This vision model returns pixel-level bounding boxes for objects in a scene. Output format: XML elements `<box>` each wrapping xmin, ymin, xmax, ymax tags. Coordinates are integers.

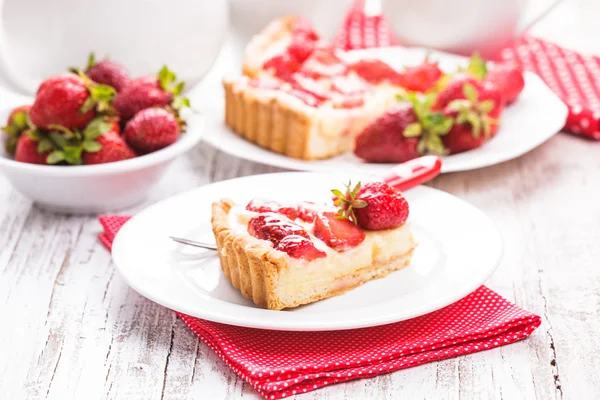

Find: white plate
<box><xmin>197</xmin><ymin>47</ymin><xmax>568</xmax><ymax>174</ymax></box>
<box><xmin>112</xmin><ymin>172</ymin><xmax>503</xmax><ymax>331</ymax></box>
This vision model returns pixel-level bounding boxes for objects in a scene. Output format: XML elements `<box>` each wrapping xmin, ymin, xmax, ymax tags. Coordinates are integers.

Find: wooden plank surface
<box><xmin>2</xmin><ymin>1</ymin><xmax>600</xmax><ymax>398</ymax></box>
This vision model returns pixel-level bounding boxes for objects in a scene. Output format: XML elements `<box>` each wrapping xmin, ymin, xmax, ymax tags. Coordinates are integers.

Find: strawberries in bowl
<box><xmin>0</xmin><ymin>53</ymin><xmax>202</xmax><ymax>212</ymax></box>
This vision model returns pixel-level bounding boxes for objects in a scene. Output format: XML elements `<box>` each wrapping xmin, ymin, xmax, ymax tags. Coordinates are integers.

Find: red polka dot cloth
<box><xmin>99</xmin><ymin>215</ymin><xmax>541</xmax><ymax>399</ymax></box>
<box><xmin>334</xmin><ymin>0</ymin><xmax>600</xmax><ymax>139</ymax></box>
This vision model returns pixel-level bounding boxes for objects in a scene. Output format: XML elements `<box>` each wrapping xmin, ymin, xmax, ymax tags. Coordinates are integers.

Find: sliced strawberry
<box><xmin>291</xmin><ymin>74</ymin><xmax>331</xmax><ymax>101</ymax></box>
<box><xmin>246</xmin><ymin>199</ymin><xmax>298</xmax><ymax>220</ymax></box>
<box><xmin>276</xmin><ymin>235</ymin><xmax>326</xmax><ymax>261</ymax></box>
<box><xmin>248</xmin><ymin>214</ymin><xmax>309</xmax><ymax>244</ymax></box>
<box><xmin>263</xmin><ymin>54</ymin><xmax>300</xmax><ymax>82</ymax></box>
<box><xmin>300</xmin><ymin>48</ymin><xmax>347</xmax><ymax>78</ymax></box>
<box><xmin>348</xmin><ymin>59</ymin><xmax>402</xmax><ymax>84</ymax></box>
<box><xmin>313</xmin><ymin>212</ymin><xmax>365</xmax><ymax>251</ymax></box>
<box><xmin>288</xmin><ymin>35</ymin><xmax>316</xmax><ymax>63</ymax></box>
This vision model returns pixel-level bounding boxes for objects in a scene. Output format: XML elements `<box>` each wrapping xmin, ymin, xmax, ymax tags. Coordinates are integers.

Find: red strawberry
<box><xmin>114</xmin><ymin>81</ymin><xmax>173</xmax><ymax>121</ymax></box>
<box><xmin>354</xmin><ymin>103</ymin><xmax>422</xmax><ymax>163</ymax></box>
<box><xmin>300</xmin><ymin>48</ymin><xmax>347</xmax><ymax>78</ymax></box>
<box><xmin>30</xmin><ymin>74</ymin><xmax>97</xmax><ymax>130</ymax></box>
<box><xmin>442</xmin><ymin>123</ymin><xmax>486</xmax><ymax>153</ymax></box>
<box><xmin>433</xmin><ymin>74</ymin><xmax>483</xmax><ymax>111</ymax></box>
<box><xmin>2</xmin><ymin>105</ymin><xmax>31</xmax><ymax>155</ymax></box>
<box><xmin>291</xmin><ymin>74</ymin><xmax>331</xmax><ymax>101</ymax></box>
<box><xmin>484</xmin><ymin>63</ymin><xmax>525</xmax><ymax>105</ymax></box>
<box><xmin>276</xmin><ymin>235</ymin><xmax>326</xmax><ymax>261</ymax></box>
<box><xmin>246</xmin><ymin>199</ymin><xmax>298</xmax><ymax>220</ymax></box>
<box><xmin>398</xmin><ymin>62</ymin><xmax>443</xmax><ymax>92</ymax></box>
<box><xmin>263</xmin><ymin>54</ymin><xmax>301</xmax><ymax>82</ymax></box>
<box><xmin>128</xmin><ymin>75</ymin><xmax>160</xmax><ymax>88</ymax></box>
<box><xmin>333</xmin><ymin>181</ymin><xmax>409</xmax><ymax>231</ymax></box>
<box><xmin>85</xmin><ymin>53</ymin><xmax>130</xmax><ymax>92</ymax></box>
<box><xmin>481</xmin><ymin>84</ymin><xmax>504</xmax><ymax>136</ymax></box>
<box><xmin>114</xmin><ymin>66</ymin><xmax>188</xmax><ymax>121</ymax></box>
<box><xmin>348</xmin><ymin>59</ymin><xmax>401</xmax><ymax>84</ymax></box>
<box><xmin>14</xmin><ymin>133</ymin><xmax>50</xmax><ymax>164</ymax></box>
<box><xmin>288</xmin><ymin>34</ymin><xmax>316</xmax><ymax>64</ymax></box>
<box><xmin>248</xmin><ymin>214</ymin><xmax>309</xmax><ymax>243</ymax></box>
<box><xmin>123</xmin><ymin>108</ymin><xmax>180</xmax><ymax>154</ymax></box>
<box><xmin>313</xmin><ymin>212</ymin><xmax>365</xmax><ymax>251</ymax></box>
<box><xmin>37</xmin><ymin>73</ymin><xmax>82</xmax><ymax>94</ymax></box>
<box><xmin>82</xmin><ymin>130</ymin><xmax>136</xmax><ymax>165</ymax></box>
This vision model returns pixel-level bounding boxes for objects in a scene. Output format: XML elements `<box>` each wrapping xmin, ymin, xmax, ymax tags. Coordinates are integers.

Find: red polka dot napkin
<box><xmin>99</xmin><ymin>215</ymin><xmax>541</xmax><ymax>399</ymax></box>
<box><xmin>334</xmin><ymin>0</ymin><xmax>600</xmax><ymax>139</ymax></box>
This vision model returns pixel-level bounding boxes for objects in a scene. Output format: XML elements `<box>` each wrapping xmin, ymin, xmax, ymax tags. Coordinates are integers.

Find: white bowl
<box><xmin>0</xmin><ymin>113</ymin><xmax>204</xmax><ymax>214</ymax></box>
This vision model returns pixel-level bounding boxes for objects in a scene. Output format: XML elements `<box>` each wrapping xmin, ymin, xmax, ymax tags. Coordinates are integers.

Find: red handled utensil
<box><xmin>381</xmin><ymin>155</ymin><xmax>442</xmax><ymax>192</ymax></box>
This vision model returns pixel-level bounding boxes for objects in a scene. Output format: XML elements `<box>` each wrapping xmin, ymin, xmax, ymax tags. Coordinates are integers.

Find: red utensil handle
<box><xmin>382</xmin><ymin>156</ymin><xmax>442</xmax><ymax>192</ymax></box>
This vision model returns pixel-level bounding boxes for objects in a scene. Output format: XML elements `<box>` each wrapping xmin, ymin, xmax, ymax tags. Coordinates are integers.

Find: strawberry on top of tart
<box><xmin>211</xmin><ymin>180</ymin><xmax>416</xmax><ymax>310</ymax></box>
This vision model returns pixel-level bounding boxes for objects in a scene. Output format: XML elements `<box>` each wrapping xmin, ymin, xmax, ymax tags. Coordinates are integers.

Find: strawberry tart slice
<box><xmin>211</xmin><ymin>181</ymin><xmax>416</xmax><ymax>310</ymax></box>
<box><xmin>223</xmin><ymin>16</ymin><xmax>414</xmax><ymax>160</ymax></box>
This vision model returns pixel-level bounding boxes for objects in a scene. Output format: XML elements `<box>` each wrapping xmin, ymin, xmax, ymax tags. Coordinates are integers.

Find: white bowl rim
<box><xmin>0</xmin><ymin>115</ymin><xmax>204</xmax><ymax>177</ymax></box>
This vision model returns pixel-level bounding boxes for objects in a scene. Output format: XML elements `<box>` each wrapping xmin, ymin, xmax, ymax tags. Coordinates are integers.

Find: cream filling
<box><xmin>228</xmin><ymin>205</ymin><xmax>417</xmax><ymax>298</ymax></box>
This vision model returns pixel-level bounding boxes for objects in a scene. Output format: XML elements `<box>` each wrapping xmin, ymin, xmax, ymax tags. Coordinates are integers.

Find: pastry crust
<box><xmin>223</xmin><ymin>77</ymin><xmax>398</xmax><ymax>160</ymax></box>
<box><xmin>211</xmin><ymin>199</ymin><xmax>415</xmax><ymax>310</ymax></box>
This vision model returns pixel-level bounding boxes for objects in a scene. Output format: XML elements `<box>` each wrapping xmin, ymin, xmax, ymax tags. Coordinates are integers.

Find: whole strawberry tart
<box><xmin>211</xmin><ymin>180</ymin><xmax>416</xmax><ymax>310</ymax></box>
<box><xmin>223</xmin><ymin>16</ymin><xmax>525</xmax><ymax>162</ymax></box>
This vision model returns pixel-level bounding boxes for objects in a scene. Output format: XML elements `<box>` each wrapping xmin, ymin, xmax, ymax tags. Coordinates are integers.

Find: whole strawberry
<box><xmin>82</xmin><ymin>129</ymin><xmax>136</xmax><ymax>165</ymax></box>
<box><xmin>441</xmin><ymin>83</ymin><xmax>502</xmax><ymax>154</ymax></box>
<box><xmin>398</xmin><ymin>62</ymin><xmax>443</xmax><ymax>92</ymax></box>
<box><xmin>114</xmin><ymin>66</ymin><xmax>189</xmax><ymax>121</ymax></box>
<box><xmin>2</xmin><ymin>105</ymin><xmax>31</xmax><ymax>155</ymax></box>
<box><xmin>333</xmin><ymin>181</ymin><xmax>409</xmax><ymax>231</ymax></box>
<box><xmin>484</xmin><ymin>63</ymin><xmax>525</xmax><ymax>105</ymax></box>
<box><xmin>354</xmin><ymin>103</ymin><xmax>421</xmax><ymax>163</ymax></box>
<box><xmin>30</xmin><ymin>73</ymin><xmax>115</xmax><ymax>130</ymax></box>
<box><xmin>14</xmin><ymin>132</ymin><xmax>51</xmax><ymax>165</ymax></box>
<box><xmin>432</xmin><ymin>74</ymin><xmax>483</xmax><ymax>111</ymax></box>
<box><xmin>124</xmin><ymin>108</ymin><xmax>180</xmax><ymax>154</ymax></box>
<box><xmin>354</xmin><ymin>94</ymin><xmax>453</xmax><ymax>163</ymax></box>
<box><xmin>85</xmin><ymin>53</ymin><xmax>130</xmax><ymax>92</ymax></box>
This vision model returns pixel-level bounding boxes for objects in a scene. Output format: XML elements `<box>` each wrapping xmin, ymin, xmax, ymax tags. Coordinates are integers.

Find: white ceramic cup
<box><xmin>0</xmin><ymin>0</ymin><xmax>229</xmax><ymax>95</ymax></box>
<box><xmin>382</xmin><ymin>0</ymin><xmax>564</xmax><ymax>58</ymax></box>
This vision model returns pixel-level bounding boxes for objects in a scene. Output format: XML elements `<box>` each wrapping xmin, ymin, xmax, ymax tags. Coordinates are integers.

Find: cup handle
<box><xmin>0</xmin><ymin>0</ymin><xmax>37</xmax><ymax>94</ymax></box>
<box><xmin>516</xmin><ymin>0</ymin><xmax>564</xmax><ymax>35</ymax></box>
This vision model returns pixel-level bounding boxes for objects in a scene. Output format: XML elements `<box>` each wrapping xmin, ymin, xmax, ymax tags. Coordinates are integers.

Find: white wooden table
<box><xmin>2</xmin><ymin>2</ymin><xmax>600</xmax><ymax>398</ymax></box>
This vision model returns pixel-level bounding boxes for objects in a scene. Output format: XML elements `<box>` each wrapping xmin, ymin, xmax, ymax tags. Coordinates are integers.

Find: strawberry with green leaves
<box><xmin>332</xmin><ymin>181</ymin><xmax>409</xmax><ymax>231</ymax></box>
<box><xmin>441</xmin><ymin>83</ymin><xmax>502</xmax><ymax>153</ymax></box>
<box><xmin>84</xmin><ymin>53</ymin><xmax>131</xmax><ymax>92</ymax></box>
<box><xmin>124</xmin><ymin>108</ymin><xmax>181</xmax><ymax>154</ymax></box>
<box><xmin>14</xmin><ymin>132</ymin><xmax>52</xmax><ymax>165</ymax></box>
<box><xmin>114</xmin><ymin>66</ymin><xmax>191</xmax><ymax>121</ymax></box>
<box><xmin>1</xmin><ymin>105</ymin><xmax>32</xmax><ymax>155</ymax></box>
<box><xmin>29</xmin><ymin>73</ymin><xmax>116</xmax><ymax>131</ymax></box>
<box><xmin>354</xmin><ymin>92</ymin><xmax>453</xmax><ymax>163</ymax></box>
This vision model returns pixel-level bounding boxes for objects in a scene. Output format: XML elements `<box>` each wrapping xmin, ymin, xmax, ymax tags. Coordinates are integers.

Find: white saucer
<box><xmin>196</xmin><ymin>47</ymin><xmax>568</xmax><ymax>174</ymax></box>
<box><xmin>112</xmin><ymin>172</ymin><xmax>503</xmax><ymax>331</ymax></box>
